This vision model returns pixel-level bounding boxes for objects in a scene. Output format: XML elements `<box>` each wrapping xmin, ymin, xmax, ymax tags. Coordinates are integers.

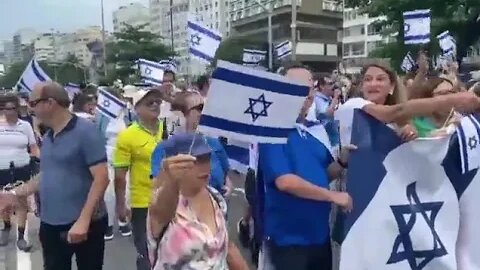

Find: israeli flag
<box><xmin>437</xmin><ymin>31</ymin><xmax>456</xmax><ymax>56</ymax></box>
<box><xmin>188</xmin><ymin>20</ymin><xmax>222</xmax><ymax>63</ymax></box>
<box><xmin>158</xmin><ymin>57</ymin><xmax>178</xmax><ymax>73</ymax></box>
<box><xmin>96</xmin><ymin>88</ymin><xmax>127</xmax><ymax>120</ymax></box>
<box><xmin>242</xmin><ymin>48</ymin><xmax>267</xmax><ymax>67</ymax></box>
<box><xmin>456</xmin><ymin>115</ymin><xmax>480</xmax><ymax>174</ymax></box>
<box><xmin>275</xmin><ymin>40</ymin><xmax>292</xmax><ymax>60</ymax></box>
<box><xmin>339</xmin><ymin>110</ymin><xmax>459</xmax><ymax>270</ymax></box>
<box><xmin>224</xmin><ymin>140</ymin><xmax>250</xmax><ymax>174</ymax></box>
<box><xmin>65</xmin><ymin>83</ymin><xmax>81</xmax><ymax>101</ymax></box>
<box><xmin>401</xmin><ymin>52</ymin><xmax>415</xmax><ymax>72</ymax></box>
<box><xmin>198</xmin><ymin>60</ymin><xmax>309</xmax><ymax>144</ymax></box>
<box><xmin>137</xmin><ymin>58</ymin><xmax>164</xmax><ymax>86</ymax></box>
<box><xmin>15</xmin><ymin>58</ymin><xmax>51</xmax><ymax>92</ymax></box>
<box><xmin>403</xmin><ymin>9</ymin><xmax>431</xmax><ymax>44</ymax></box>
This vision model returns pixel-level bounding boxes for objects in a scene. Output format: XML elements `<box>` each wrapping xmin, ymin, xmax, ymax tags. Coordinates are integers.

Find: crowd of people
<box><xmin>0</xmin><ymin>52</ymin><xmax>479</xmax><ymax>270</ymax></box>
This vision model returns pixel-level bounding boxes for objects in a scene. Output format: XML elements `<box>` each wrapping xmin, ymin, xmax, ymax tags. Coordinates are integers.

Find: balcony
<box><xmin>323</xmin><ymin>0</ymin><xmax>342</xmax><ymax>12</ymax></box>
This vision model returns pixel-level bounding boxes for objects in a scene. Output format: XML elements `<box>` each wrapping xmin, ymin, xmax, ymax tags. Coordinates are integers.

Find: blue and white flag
<box><xmin>456</xmin><ymin>115</ymin><xmax>480</xmax><ymax>174</ymax></box>
<box><xmin>339</xmin><ymin>110</ymin><xmax>459</xmax><ymax>270</ymax></box>
<box><xmin>158</xmin><ymin>57</ymin><xmax>178</xmax><ymax>74</ymax></box>
<box><xmin>401</xmin><ymin>52</ymin><xmax>415</xmax><ymax>72</ymax></box>
<box><xmin>242</xmin><ymin>48</ymin><xmax>267</xmax><ymax>67</ymax></box>
<box><xmin>65</xmin><ymin>83</ymin><xmax>81</xmax><ymax>100</ymax></box>
<box><xmin>224</xmin><ymin>140</ymin><xmax>250</xmax><ymax>174</ymax></box>
<box><xmin>403</xmin><ymin>9</ymin><xmax>431</xmax><ymax>44</ymax></box>
<box><xmin>275</xmin><ymin>40</ymin><xmax>292</xmax><ymax>60</ymax></box>
<box><xmin>437</xmin><ymin>31</ymin><xmax>456</xmax><ymax>56</ymax></box>
<box><xmin>198</xmin><ymin>60</ymin><xmax>309</xmax><ymax>144</ymax></box>
<box><xmin>96</xmin><ymin>88</ymin><xmax>127</xmax><ymax>120</ymax></box>
<box><xmin>15</xmin><ymin>58</ymin><xmax>51</xmax><ymax>93</ymax></box>
<box><xmin>188</xmin><ymin>20</ymin><xmax>222</xmax><ymax>63</ymax></box>
<box><xmin>137</xmin><ymin>58</ymin><xmax>164</xmax><ymax>86</ymax></box>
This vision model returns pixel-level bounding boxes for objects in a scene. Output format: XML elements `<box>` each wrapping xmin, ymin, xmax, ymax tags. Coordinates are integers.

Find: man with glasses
<box><xmin>0</xmin><ymin>82</ymin><xmax>109</xmax><ymax>270</ymax></box>
<box><xmin>113</xmin><ymin>89</ymin><xmax>166</xmax><ymax>270</ymax></box>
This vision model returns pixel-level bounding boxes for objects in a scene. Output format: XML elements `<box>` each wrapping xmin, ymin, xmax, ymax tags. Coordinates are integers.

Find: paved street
<box><xmin>0</xmin><ymin>172</ymin><xmax>253</xmax><ymax>270</ymax></box>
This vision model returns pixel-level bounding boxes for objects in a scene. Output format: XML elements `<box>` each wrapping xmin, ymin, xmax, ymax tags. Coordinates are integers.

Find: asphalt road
<box><xmin>0</xmin><ymin>172</ymin><xmax>253</xmax><ymax>270</ymax></box>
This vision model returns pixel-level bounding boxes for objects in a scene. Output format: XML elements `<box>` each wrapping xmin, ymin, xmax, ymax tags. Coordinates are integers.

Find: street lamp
<box><xmin>253</xmin><ymin>0</ymin><xmax>274</xmax><ymax>70</ymax></box>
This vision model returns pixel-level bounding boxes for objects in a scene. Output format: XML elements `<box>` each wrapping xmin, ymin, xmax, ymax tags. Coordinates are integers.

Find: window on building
<box><xmin>352</xmin><ymin>42</ymin><xmax>365</xmax><ymax>56</ymax></box>
<box><xmin>215</xmin><ymin>1</ymin><xmax>218</xmax><ymax>7</ymax></box>
<box><xmin>367</xmin><ymin>24</ymin><xmax>382</xmax><ymax>36</ymax></box>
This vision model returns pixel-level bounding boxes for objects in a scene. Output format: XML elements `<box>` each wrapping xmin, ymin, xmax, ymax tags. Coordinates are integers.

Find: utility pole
<box><xmin>170</xmin><ymin>0</ymin><xmax>175</xmax><ymax>53</ymax></box>
<box><xmin>291</xmin><ymin>0</ymin><xmax>297</xmax><ymax>60</ymax></box>
<box><xmin>254</xmin><ymin>0</ymin><xmax>273</xmax><ymax>70</ymax></box>
<box><xmin>101</xmin><ymin>0</ymin><xmax>108</xmax><ymax>77</ymax></box>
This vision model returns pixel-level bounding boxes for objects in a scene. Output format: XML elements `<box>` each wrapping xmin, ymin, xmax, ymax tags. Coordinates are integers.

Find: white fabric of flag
<box><xmin>198</xmin><ymin>60</ymin><xmax>309</xmax><ymax>144</ymax></box>
<box><xmin>401</xmin><ymin>52</ymin><xmax>415</xmax><ymax>72</ymax></box>
<box><xmin>15</xmin><ymin>58</ymin><xmax>51</xmax><ymax>93</ymax></box>
<box><xmin>158</xmin><ymin>57</ymin><xmax>178</xmax><ymax>74</ymax></box>
<box><xmin>275</xmin><ymin>40</ymin><xmax>292</xmax><ymax>60</ymax></box>
<box><xmin>188</xmin><ymin>20</ymin><xmax>222</xmax><ymax>63</ymax></box>
<box><xmin>437</xmin><ymin>31</ymin><xmax>456</xmax><ymax>56</ymax></box>
<box><xmin>339</xmin><ymin>110</ymin><xmax>459</xmax><ymax>270</ymax></box>
<box><xmin>96</xmin><ymin>89</ymin><xmax>127</xmax><ymax>120</ymax></box>
<box><xmin>242</xmin><ymin>48</ymin><xmax>267</xmax><ymax>67</ymax></box>
<box><xmin>456</xmin><ymin>115</ymin><xmax>480</xmax><ymax>174</ymax></box>
<box><xmin>137</xmin><ymin>58</ymin><xmax>164</xmax><ymax>86</ymax></box>
<box><xmin>403</xmin><ymin>9</ymin><xmax>431</xmax><ymax>44</ymax></box>
<box><xmin>65</xmin><ymin>83</ymin><xmax>80</xmax><ymax>101</ymax></box>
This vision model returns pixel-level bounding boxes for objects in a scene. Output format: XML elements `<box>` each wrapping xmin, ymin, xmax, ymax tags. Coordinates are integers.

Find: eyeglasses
<box><xmin>145</xmin><ymin>99</ymin><xmax>162</xmax><ymax>106</ymax></box>
<box><xmin>28</xmin><ymin>98</ymin><xmax>49</xmax><ymax>108</ymax></box>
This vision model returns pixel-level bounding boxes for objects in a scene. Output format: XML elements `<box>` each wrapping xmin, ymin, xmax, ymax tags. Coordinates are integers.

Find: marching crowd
<box><xmin>0</xmin><ymin>51</ymin><xmax>480</xmax><ymax>270</ymax></box>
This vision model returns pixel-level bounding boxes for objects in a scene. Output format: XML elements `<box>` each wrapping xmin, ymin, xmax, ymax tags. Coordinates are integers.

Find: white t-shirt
<box><xmin>0</xmin><ymin>119</ymin><xmax>36</xmax><ymax>169</ymax></box>
<box><xmin>335</xmin><ymin>97</ymin><xmax>372</xmax><ymax>146</ymax></box>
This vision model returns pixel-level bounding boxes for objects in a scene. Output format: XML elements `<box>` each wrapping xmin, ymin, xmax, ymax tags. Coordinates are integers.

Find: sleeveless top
<box><xmin>147</xmin><ymin>186</ymin><xmax>228</xmax><ymax>270</ymax></box>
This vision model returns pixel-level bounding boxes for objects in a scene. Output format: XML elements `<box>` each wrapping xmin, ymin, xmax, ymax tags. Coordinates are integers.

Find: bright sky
<box><xmin>0</xmin><ymin>0</ymin><xmax>149</xmax><ymax>39</ymax></box>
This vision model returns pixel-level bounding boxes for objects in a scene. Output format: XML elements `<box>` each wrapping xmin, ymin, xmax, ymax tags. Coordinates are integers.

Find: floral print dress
<box><xmin>147</xmin><ymin>186</ymin><xmax>229</xmax><ymax>270</ymax></box>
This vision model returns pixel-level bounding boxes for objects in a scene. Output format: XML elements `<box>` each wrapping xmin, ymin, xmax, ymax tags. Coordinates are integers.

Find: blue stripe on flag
<box><xmin>212</xmin><ymin>67</ymin><xmax>308</xmax><ymax>97</ymax></box>
<box><xmin>99</xmin><ymin>89</ymin><xmax>126</xmax><ymax>108</ymax></box>
<box><xmin>224</xmin><ymin>144</ymin><xmax>249</xmax><ymax>165</ymax></box>
<box><xmin>20</xmin><ymin>79</ymin><xmax>32</xmax><ymax>92</ymax></box>
<box><xmin>140</xmin><ymin>76</ymin><xmax>163</xmax><ymax>85</ymax></box>
<box><xmin>138</xmin><ymin>59</ymin><xmax>164</xmax><ymax>70</ymax></box>
<box><xmin>31</xmin><ymin>60</ymin><xmax>47</xmax><ymax>82</ymax></box>
<box><xmin>403</xmin><ymin>12</ymin><xmax>430</xmax><ymax>20</ymax></box>
<box><xmin>199</xmin><ymin>115</ymin><xmax>294</xmax><ymax>138</ymax></box>
<box><xmin>96</xmin><ymin>105</ymin><xmax>117</xmax><ymax>119</ymax></box>
<box><xmin>189</xmin><ymin>47</ymin><xmax>214</xmax><ymax>62</ymax></box>
<box><xmin>458</xmin><ymin>124</ymin><xmax>469</xmax><ymax>172</ymax></box>
<box><xmin>187</xmin><ymin>21</ymin><xmax>222</xmax><ymax>41</ymax></box>
<box><xmin>404</xmin><ymin>34</ymin><xmax>430</xmax><ymax>42</ymax></box>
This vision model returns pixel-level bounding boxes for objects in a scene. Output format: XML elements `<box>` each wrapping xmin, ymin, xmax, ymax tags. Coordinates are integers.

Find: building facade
<box><xmin>56</xmin><ymin>26</ymin><xmax>103</xmax><ymax>67</ymax></box>
<box><xmin>230</xmin><ymin>0</ymin><xmax>343</xmax><ymax>72</ymax></box>
<box><xmin>33</xmin><ymin>33</ymin><xmax>64</xmax><ymax>62</ymax></box>
<box><xmin>12</xmin><ymin>28</ymin><xmax>38</xmax><ymax>63</ymax></box>
<box><xmin>341</xmin><ymin>8</ymin><xmax>391</xmax><ymax>73</ymax></box>
<box><xmin>113</xmin><ymin>3</ymin><xmax>151</xmax><ymax>33</ymax></box>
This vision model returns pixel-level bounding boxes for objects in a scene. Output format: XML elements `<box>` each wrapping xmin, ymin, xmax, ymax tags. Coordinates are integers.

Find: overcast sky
<box><xmin>0</xmin><ymin>0</ymin><xmax>149</xmax><ymax>40</ymax></box>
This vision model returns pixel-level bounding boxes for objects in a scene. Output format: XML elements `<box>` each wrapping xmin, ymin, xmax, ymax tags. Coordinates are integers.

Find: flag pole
<box><xmin>169</xmin><ymin>0</ymin><xmax>175</xmax><ymax>53</ymax></box>
<box><xmin>101</xmin><ymin>0</ymin><xmax>108</xmax><ymax>77</ymax></box>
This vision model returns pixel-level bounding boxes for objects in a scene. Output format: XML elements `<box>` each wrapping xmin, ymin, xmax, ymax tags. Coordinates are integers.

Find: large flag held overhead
<box><xmin>137</xmin><ymin>58</ymin><xmax>164</xmax><ymax>86</ymax></box>
<box><xmin>16</xmin><ymin>58</ymin><xmax>51</xmax><ymax>92</ymax></box>
<box><xmin>96</xmin><ymin>88</ymin><xmax>126</xmax><ymax>120</ymax></box>
<box><xmin>198</xmin><ymin>60</ymin><xmax>309</xmax><ymax>144</ymax></box>
<box><xmin>338</xmin><ymin>110</ymin><xmax>459</xmax><ymax>270</ymax></box>
<box><xmin>403</xmin><ymin>9</ymin><xmax>431</xmax><ymax>44</ymax></box>
<box><xmin>187</xmin><ymin>20</ymin><xmax>222</xmax><ymax>63</ymax></box>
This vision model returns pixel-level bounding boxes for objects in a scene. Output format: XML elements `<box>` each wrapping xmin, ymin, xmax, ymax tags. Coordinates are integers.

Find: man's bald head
<box><xmin>31</xmin><ymin>81</ymin><xmax>70</xmax><ymax>108</ymax></box>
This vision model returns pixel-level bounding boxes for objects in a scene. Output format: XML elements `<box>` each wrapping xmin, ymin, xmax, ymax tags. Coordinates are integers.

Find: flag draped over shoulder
<box><xmin>339</xmin><ymin>110</ymin><xmax>459</xmax><ymax>270</ymax></box>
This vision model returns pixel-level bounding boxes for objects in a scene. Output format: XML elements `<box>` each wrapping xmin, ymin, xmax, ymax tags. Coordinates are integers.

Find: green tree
<box><xmin>346</xmin><ymin>0</ymin><xmax>480</xmax><ymax>69</ymax></box>
<box><xmin>0</xmin><ymin>61</ymin><xmax>30</xmax><ymax>88</ymax></box>
<box><xmin>106</xmin><ymin>23</ymin><xmax>171</xmax><ymax>83</ymax></box>
<box><xmin>213</xmin><ymin>36</ymin><xmax>265</xmax><ymax>66</ymax></box>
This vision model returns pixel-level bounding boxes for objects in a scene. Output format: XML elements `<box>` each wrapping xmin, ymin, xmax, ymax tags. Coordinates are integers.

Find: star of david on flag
<box><xmin>456</xmin><ymin>115</ymin><xmax>480</xmax><ymax>173</ymax></box>
<box><xmin>137</xmin><ymin>58</ymin><xmax>164</xmax><ymax>86</ymax></box>
<box><xmin>96</xmin><ymin>88</ymin><xmax>126</xmax><ymax>120</ymax></box>
<box><xmin>403</xmin><ymin>9</ymin><xmax>431</xmax><ymax>44</ymax></box>
<box><xmin>187</xmin><ymin>20</ymin><xmax>222</xmax><ymax>63</ymax></box>
<box><xmin>337</xmin><ymin>110</ymin><xmax>459</xmax><ymax>270</ymax></box>
<box><xmin>198</xmin><ymin>60</ymin><xmax>309</xmax><ymax>144</ymax></box>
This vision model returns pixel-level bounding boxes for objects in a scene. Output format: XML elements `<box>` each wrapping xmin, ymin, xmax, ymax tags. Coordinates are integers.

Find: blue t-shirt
<box><xmin>150</xmin><ymin>137</ymin><xmax>230</xmax><ymax>192</ymax></box>
<box><xmin>258</xmin><ymin>130</ymin><xmax>333</xmax><ymax>246</ymax></box>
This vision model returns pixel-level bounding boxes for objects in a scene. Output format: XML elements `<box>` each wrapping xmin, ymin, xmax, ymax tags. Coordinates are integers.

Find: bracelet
<box><xmin>337</xmin><ymin>159</ymin><xmax>348</xmax><ymax>169</ymax></box>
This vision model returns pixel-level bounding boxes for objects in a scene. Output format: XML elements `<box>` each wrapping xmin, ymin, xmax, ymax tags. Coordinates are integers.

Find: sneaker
<box><xmin>237</xmin><ymin>218</ymin><xmax>250</xmax><ymax>248</ymax></box>
<box><xmin>0</xmin><ymin>229</ymin><xmax>10</xmax><ymax>247</ymax></box>
<box><xmin>119</xmin><ymin>222</ymin><xmax>132</xmax><ymax>237</ymax></box>
<box><xmin>16</xmin><ymin>238</ymin><xmax>32</xmax><ymax>252</ymax></box>
<box><xmin>104</xmin><ymin>226</ymin><xmax>114</xmax><ymax>241</ymax></box>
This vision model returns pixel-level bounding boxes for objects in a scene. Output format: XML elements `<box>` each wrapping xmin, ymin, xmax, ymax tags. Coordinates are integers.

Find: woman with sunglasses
<box><xmin>0</xmin><ymin>94</ymin><xmax>39</xmax><ymax>251</ymax></box>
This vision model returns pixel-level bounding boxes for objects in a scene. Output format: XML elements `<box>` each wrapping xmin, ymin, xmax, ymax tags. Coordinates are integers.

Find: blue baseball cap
<box><xmin>162</xmin><ymin>132</ymin><xmax>212</xmax><ymax>158</ymax></box>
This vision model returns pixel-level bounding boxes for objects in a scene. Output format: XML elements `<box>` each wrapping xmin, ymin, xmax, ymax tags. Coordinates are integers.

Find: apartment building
<box><xmin>113</xmin><ymin>3</ymin><xmax>151</xmax><ymax>33</ymax></box>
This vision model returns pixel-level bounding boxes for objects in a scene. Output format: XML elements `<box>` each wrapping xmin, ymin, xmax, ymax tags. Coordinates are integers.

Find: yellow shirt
<box><xmin>113</xmin><ymin>121</ymin><xmax>164</xmax><ymax>208</ymax></box>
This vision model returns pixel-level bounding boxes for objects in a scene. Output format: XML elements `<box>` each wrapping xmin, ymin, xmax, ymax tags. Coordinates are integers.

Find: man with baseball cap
<box><xmin>113</xmin><ymin>89</ymin><xmax>166</xmax><ymax>270</ymax></box>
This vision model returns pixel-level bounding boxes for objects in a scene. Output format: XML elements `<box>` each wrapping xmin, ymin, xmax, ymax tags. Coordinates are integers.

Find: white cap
<box><xmin>130</xmin><ymin>89</ymin><xmax>160</xmax><ymax>106</ymax></box>
<box><xmin>123</xmin><ymin>85</ymin><xmax>138</xmax><ymax>98</ymax></box>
